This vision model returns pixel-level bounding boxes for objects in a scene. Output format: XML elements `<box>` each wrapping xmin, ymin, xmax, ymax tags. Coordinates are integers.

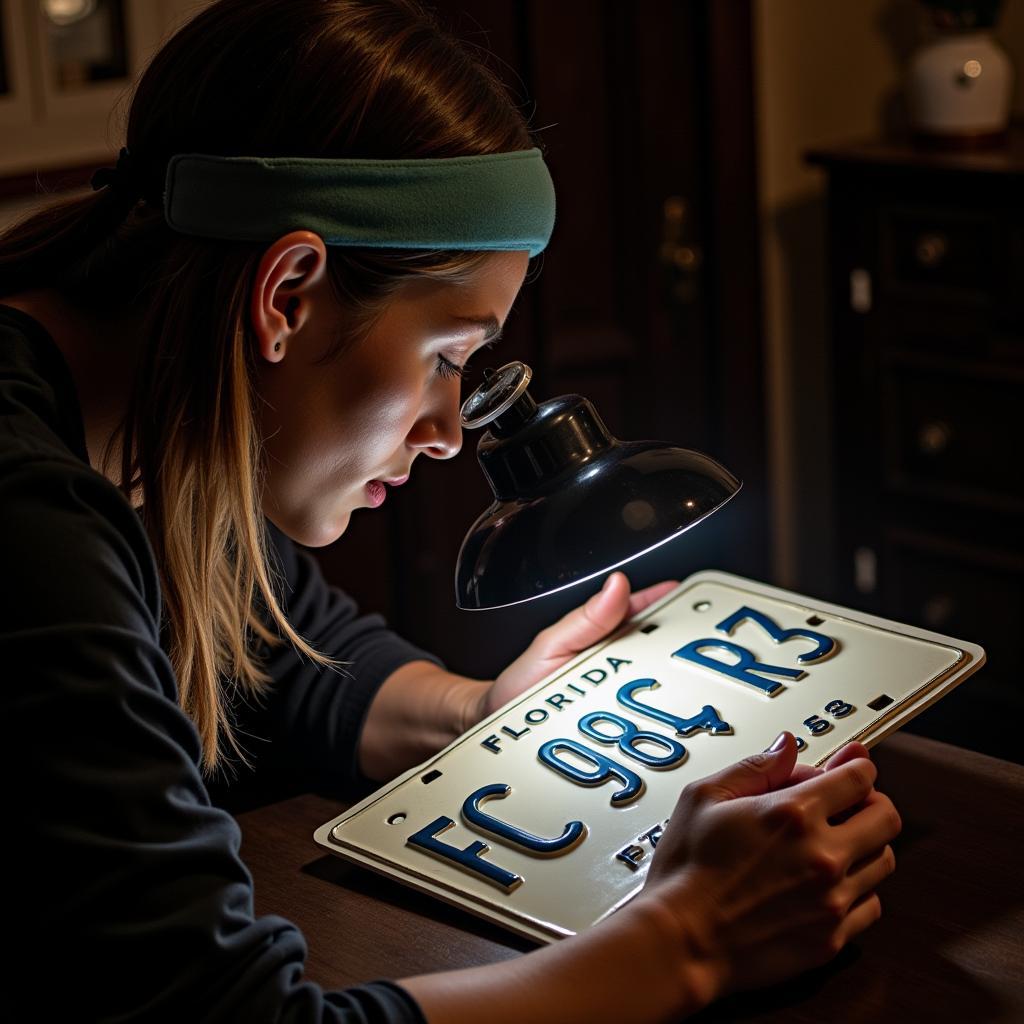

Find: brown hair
<box><xmin>0</xmin><ymin>0</ymin><xmax>534</xmax><ymax>776</ymax></box>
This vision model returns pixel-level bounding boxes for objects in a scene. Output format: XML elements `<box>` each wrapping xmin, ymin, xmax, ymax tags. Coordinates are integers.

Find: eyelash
<box><xmin>436</xmin><ymin>337</ymin><xmax>500</xmax><ymax>381</ymax></box>
<box><xmin>436</xmin><ymin>355</ymin><xmax>465</xmax><ymax>380</ymax></box>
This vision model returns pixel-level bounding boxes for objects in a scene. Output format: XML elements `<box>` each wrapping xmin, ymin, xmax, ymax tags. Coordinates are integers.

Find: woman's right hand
<box><xmin>630</xmin><ymin>731</ymin><xmax>901</xmax><ymax>1008</ymax></box>
<box><xmin>404</xmin><ymin>734</ymin><xmax>900</xmax><ymax>1024</ymax></box>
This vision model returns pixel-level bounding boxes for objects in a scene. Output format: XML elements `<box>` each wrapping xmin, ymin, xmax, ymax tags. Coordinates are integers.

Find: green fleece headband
<box><xmin>163</xmin><ymin>148</ymin><xmax>555</xmax><ymax>257</ymax></box>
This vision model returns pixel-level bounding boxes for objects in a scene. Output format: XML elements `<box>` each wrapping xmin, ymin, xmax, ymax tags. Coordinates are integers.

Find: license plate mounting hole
<box><xmin>421</xmin><ymin>769</ymin><xmax>443</xmax><ymax>784</ymax></box>
<box><xmin>640</xmin><ymin>623</ymin><xmax>659</xmax><ymax>634</ymax></box>
<box><xmin>387</xmin><ymin>813</ymin><xmax>407</xmax><ymax>825</ymax></box>
<box><xmin>807</xmin><ymin>615</ymin><xmax>825</xmax><ymax>626</ymax></box>
<box><xmin>867</xmin><ymin>693</ymin><xmax>894</xmax><ymax>711</ymax></box>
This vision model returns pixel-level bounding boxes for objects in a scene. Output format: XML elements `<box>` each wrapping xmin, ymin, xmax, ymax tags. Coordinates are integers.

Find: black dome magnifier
<box><xmin>455</xmin><ymin>361</ymin><xmax>742</xmax><ymax>610</ymax></box>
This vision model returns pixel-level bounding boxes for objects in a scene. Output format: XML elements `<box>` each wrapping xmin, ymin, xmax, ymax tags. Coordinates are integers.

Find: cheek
<box><xmin>257</xmin><ymin>350</ymin><xmax>428</xmax><ymax>526</ymax></box>
<box><xmin>303</xmin><ymin>364</ymin><xmax>427</xmax><ymax>489</ymax></box>
<box><xmin>329</xmin><ymin>367</ymin><xmax>425</xmax><ymax>456</ymax></box>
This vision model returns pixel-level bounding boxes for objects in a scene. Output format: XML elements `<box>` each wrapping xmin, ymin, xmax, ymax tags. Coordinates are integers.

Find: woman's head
<box><xmin>0</xmin><ymin>0</ymin><xmax>540</xmax><ymax>774</ymax></box>
<box><xmin>251</xmin><ymin>233</ymin><xmax>528</xmax><ymax>547</ymax></box>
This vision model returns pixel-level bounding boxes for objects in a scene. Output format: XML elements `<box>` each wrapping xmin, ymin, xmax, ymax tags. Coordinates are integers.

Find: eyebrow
<box><xmin>451</xmin><ymin>315</ymin><xmax>503</xmax><ymax>343</ymax></box>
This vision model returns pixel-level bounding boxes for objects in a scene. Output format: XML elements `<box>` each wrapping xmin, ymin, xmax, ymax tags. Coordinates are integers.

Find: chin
<box><xmin>264</xmin><ymin>507</ymin><xmax>352</xmax><ymax>548</ymax></box>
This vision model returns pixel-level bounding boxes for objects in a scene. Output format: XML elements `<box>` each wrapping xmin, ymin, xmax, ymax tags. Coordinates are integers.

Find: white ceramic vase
<box><xmin>906</xmin><ymin>30</ymin><xmax>1014</xmax><ymax>143</ymax></box>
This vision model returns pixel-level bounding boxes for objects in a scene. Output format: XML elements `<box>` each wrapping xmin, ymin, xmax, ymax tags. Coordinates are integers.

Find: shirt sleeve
<box><xmin>204</xmin><ymin>521</ymin><xmax>444</xmax><ymax>811</ymax></box>
<box><xmin>1</xmin><ymin>458</ymin><xmax>427</xmax><ymax>1023</ymax></box>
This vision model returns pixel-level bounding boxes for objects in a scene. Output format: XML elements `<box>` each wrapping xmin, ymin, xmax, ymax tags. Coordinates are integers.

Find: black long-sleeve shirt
<box><xmin>1</xmin><ymin>303</ymin><xmax>433</xmax><ymax>1022</ymax></box>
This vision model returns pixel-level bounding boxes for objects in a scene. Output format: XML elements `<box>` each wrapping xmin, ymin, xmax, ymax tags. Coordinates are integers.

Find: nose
<box><xmin>406</xmin><ymin>382</ymin><xmax>463</xmax><ymax>460</ymax></box>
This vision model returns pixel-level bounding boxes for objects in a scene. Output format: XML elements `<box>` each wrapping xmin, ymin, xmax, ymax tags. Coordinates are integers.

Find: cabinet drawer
<box><xmin>878</xmin><ymin>205</ymin><xmax>1001</xmax><ymax>305</ymax></box>
<box><xmin>882</xmin><ymin>355</ymin><xmax>1024</xmax><ymax>510</ymax></box>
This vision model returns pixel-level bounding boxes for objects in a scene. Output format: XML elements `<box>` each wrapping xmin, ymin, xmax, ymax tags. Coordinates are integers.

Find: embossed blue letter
<box><xmin>462</xmin><ymin>784</ymin><xmax>586</xmax><ymax>855</ymax></box>
<box><xmin>407</xmin><ymin>815</ymin><xmax>522</xmax><ymax>890</ymax></box>
<box><xmin>538</xmin><ymin>739</ymin><xmax>644</xmax><ymax>806</ymax></box>
<box><xmin>672</xmin><ymin>639</ymin><xmax>805</xmax><ymax>696</ymax></box>
<box><xmin>617</xmin><ymin>678</ymin><xmax>732</xmax><ymax>736</ymax></box>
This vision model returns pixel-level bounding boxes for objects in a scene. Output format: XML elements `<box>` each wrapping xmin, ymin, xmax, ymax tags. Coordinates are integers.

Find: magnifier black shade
<box><xmin>456</xmin><ymin>364</ymin><xmax>741</xmax><ymax>610</ymax></box>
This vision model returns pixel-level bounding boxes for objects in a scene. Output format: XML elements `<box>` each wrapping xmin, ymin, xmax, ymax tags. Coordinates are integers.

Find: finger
<box><xmin>532</xmin><ymin>572</ymin><xmax>632</xmax><ymax>659</ymax></box>
<box><xmin>782</xmin><ymin>763</ymin><xmax>824</xmax><ymax>788</ymax></box>
<box><xmin>627</xmin><ymin>580</ymin><xmax>678</xmax><ymax>617</ymax></box>
<box><xmin>844</xmin><ymin>844</ymin><xmax>896</xmax><ymax>904</ymax></box>
<box><xmin>837</xmin><ymin>891</ymin><xmax>883</xmax><ymax>944</ymax></box>
<box><xmin>833</xmin><ymin>791</ymin><xmax>901</xmax><ymax>864</ymax></box>
<box><xmin>824</xmin><ymin>741</ymin><xmax>872</xmax><ymax>771</ymax></box>
<box><xmin>801</xmin><ymin>757</ymin><xmax>877</xmax><ymax>818</ymax></box>
<box><xmin>701</xmin><ymin>731</ymin><xmax>799</xmax><ymax>801</ymax></box>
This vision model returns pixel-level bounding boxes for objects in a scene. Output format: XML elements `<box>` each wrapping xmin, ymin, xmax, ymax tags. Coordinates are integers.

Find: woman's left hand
<box><xmin>463</xmin><ymin>571</ymin><xmax>678</xmax><ymax>730</ymax></box>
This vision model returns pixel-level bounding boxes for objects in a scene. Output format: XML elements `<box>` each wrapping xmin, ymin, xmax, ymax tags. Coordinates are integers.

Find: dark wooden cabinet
<box><xmin>808</xmin><ymin>132</ymin><xmax>1024</xmax><ymax>762</ymax></box>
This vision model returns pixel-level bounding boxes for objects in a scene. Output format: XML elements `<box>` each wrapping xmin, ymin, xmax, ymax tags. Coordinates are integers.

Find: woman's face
<box><xmin>255</xmin><ymin>250</ymin><xmax>529</xmax><ymax>547</ymax></box>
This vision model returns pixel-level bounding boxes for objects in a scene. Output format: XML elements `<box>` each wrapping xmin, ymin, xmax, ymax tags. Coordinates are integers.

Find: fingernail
<box><xmin>766</xmin><ymin>732</ymin><xmax>788</xmax><ymax>754</ymax></box>
<box><xmin>601</xmin><ymin>574</ymin><xmax>615</xmax><ymax>592</ymax></box>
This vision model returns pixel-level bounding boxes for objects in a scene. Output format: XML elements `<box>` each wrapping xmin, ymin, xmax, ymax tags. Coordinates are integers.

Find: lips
<box><xmin>365</xmin><ymin>481</ymin><xmax>387</xmax><ymax>507</ymax></box>
<box><xmin>364</xmin><ymin>473</ymin><xmax>409</xmax><ymax>509</ymax></box>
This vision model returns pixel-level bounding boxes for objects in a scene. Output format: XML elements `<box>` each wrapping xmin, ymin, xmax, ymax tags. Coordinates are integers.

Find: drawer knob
<box><xmin>918</xmin><ymin>420</ymin><xmax>952</xmax><ymax>455</ymax></box>
<box><xmin>915</xmin><ymin>232</ymin><xmax>949</xmax><ymax>268</ymax></box>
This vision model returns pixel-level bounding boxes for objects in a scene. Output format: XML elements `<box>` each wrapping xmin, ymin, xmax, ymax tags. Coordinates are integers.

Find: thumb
<box><xmin>533</xmin><ymin>572</ymin><xmax>631</xmax><ymax>659</ymax></box>
<box><xmin>704</xmin><ymin>731</ymin><xmax>799</xmax><ymax>801</ymax></box>
<box><xmin>581</xmin><ymin>570</ymin><xmax>631</xmax><ymax>632</ymax></box>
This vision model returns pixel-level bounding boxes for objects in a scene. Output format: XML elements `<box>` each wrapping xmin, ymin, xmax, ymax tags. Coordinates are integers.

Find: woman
<box><xmin>0</xmin><ymin>1</ymin><xmax>900</xmax><ymax>1020</ymax></box>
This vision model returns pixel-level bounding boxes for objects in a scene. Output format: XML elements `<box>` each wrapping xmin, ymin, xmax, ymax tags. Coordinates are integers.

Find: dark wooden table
<box><xmin>238</xmin><ymin>733</ymin><xmax>1024</xmax><ymax>1022</ymax></box>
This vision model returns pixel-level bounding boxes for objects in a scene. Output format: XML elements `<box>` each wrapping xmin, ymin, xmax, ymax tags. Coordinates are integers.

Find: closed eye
<box><xmin>435</xmin><ymin>336</ymin><xmax>501</xmax><ymax>382</ymax></box>
<box><xmin>436</xmin><ymin>354</ymin><xmax>464</xmax><ymax>380</ymax></box>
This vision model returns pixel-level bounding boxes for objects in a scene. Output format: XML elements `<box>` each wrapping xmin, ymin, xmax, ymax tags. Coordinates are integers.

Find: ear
<box><xmin>250</xmin><ymin>231</ymin><xmax>329</xmax><ymax>363</ymax></box>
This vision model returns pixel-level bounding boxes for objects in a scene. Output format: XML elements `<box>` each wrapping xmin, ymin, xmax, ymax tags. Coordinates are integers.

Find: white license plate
<box><xmin>313</xmin><ymin>571</ymin><xmax>985</xmax><ymax>944</ymax></box>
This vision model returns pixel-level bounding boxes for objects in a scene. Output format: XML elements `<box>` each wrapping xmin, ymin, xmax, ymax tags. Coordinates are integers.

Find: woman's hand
<box><xmin>363</xmin><ymin>573</ymin><xmax>673</xmax><ymax>777</ymax></box>
<box><xmin>404</xmin><ymin>736</ymin><xmax>899</xmax><ymax>1024</ymax></box>
<box><xmin>630</xmin><ymin>733</ymin><xmax>901</xmax><ymax>1006</ymax></box>
<box><xmin>461</xmin><ymin>572</ymin><xmax>678</xmax><ymax>730</ymax></box>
